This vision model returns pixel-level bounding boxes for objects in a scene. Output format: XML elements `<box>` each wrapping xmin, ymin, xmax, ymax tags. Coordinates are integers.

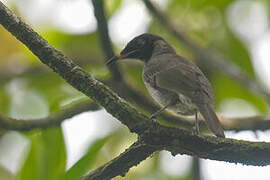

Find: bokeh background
<box><xmin>1</xmin><ymin>0</ymin><xmax>270</xmax><ymax>179</ymax></box>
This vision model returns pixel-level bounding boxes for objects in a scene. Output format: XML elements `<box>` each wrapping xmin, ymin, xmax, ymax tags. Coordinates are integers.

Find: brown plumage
<box><xmin>107</xmin><ymin>33</ymin><xmax>225</xmax><ymax>138</ymax></box>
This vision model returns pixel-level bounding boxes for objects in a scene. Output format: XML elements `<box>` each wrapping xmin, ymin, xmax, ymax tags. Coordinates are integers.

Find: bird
<box><xmin>106</xmin><ymin>33</ymin><xmax>225</xmax><ymax>138</ymax></box>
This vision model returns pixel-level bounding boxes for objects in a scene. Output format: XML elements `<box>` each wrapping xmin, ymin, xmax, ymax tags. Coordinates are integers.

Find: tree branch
<box><xmin>80</xmin><ymin>140</ymin><xmax>158</xmax><ymax>180</ymax></box>
<box><xmin>1</xmin><ymin>2</ymin><xmax>270</xmax><ymax>179</ymax></box>
<box><xmin>0</xmin><ymin>56</ymin><xmax>100</xmax><ymax>81</ymax></box>
<box><xmin>140</xmin><ymin>124</ymin><xmax>270</xmax><ymax>166</ymax></box>
<box><xmin>1</xmin><ymin>0</ymin><xmax>269</xmax><ymax>132</ymax></box>
<box><xmin>84</xmin><ymin>122</ymin><xmax>270</xmax><ymax>179</ymax></box>
<box><xmin>224</xmin><ymin>116</ymin><xmax>270</xmax><ymax>131</ymax></box>
<box><xmin>0</xmin><ymin>101</ymin><xmax>100</xmax><ymax>131</ymax></box>
<box><xmin>0</xmin><ymin>2</ymin><xmax>149</xmax><ymax>134</ymax></box>
<box><xmin>142</xmin><ymin>0</ymin><xmax>270</xmax><ymax>99</ymax></box>
<box><xmin>92</xmin><ymin>0</ymin><xmax>122</xmax><ymax>81</ymax></box>
<box><xmin>1</xmin><ymin>70</ymin><xmax>270</xmax><ymax>132</ymax></box>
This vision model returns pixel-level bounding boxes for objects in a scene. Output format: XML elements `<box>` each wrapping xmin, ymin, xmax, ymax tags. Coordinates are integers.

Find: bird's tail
<box><xmin>197</xmin><ymin>103</ymin><xmax>225</xmax><ymax>138</ymax></box>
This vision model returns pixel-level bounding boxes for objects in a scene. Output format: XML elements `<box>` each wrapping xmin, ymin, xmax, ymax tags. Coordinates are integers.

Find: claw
<box><xmin>192</xmin><ymin>126</ymin><xmax>199</xmax><ymax>135</ymax></box>
<box><xmin>149</xmin><ymin>114</ymin><xmax>157</xmax><ymax>122</ymax></box>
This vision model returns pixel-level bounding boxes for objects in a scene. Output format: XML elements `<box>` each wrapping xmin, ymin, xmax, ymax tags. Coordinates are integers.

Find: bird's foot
<box><xmin>149</xmin><ymin>114</ymin><xmax>159</xmax><ymax>125</ymax></box>
<box><xmin>192</xmin><ymin>113</ymin><xmax>200</xmax><ymax>136</ymax></box>
<box><xmin>192</xmin><ymin>126</ymin><xmax>200</xmax><ymax>136</ymax></box>
<box><xmin>149</xmin><ymin>115</ymin><xmax>157</xmax><ymax>122</ymax></box>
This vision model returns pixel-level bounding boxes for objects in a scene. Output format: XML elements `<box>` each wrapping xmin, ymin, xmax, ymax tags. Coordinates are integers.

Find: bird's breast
<box><xmin>142</xmin><ymin>73</ymin><xmax>197</xmax><ymax>115</ymax></box>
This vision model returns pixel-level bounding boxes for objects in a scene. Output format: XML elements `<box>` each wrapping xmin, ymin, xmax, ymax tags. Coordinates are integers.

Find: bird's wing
<box><xmin>154</xmin><ymin>55</ymin><xmax>214</xmax><ymax>105</ymax></box>
<box><xmin>154</xmin><ymin>55</ymin><xmax>225</xmax><ymax>137</ymax></box>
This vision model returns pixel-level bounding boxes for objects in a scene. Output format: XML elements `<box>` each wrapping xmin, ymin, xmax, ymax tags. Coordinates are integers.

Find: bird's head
<box><xmin>106</xmin><ymin>33</ymin><xmax>163</xmax><ymax>65</ymax></box>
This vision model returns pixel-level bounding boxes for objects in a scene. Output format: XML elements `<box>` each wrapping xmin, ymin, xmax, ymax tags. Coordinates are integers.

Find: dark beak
<box><xmin>106</xmin><ymin>50</ymin><xmax>138</xmax><ymax>66</ymax></box>
<box><xmin>106</xmin><ymin>55</ymin><xmax>118</xmax><ymax>66</ymax></box>
<box><xmin>106</xmin><ymin>54</ymin><xmax>129</xmax><ymax>66</ymax></box>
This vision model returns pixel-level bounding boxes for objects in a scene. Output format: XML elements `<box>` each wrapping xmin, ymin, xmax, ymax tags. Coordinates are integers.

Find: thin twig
<box><xmin>0</xmin><ymin>101</ymin><xmax>100</xmax><ymax>131</ymax></box>
<box><xmin>1</xmin><ymin>72</ymin><xmax>270</xmax><ymax>132</ymax></box>
<box><xmin>92</xmin><ymin>0</ymin><xmax>122</xmax><ymax>81</ymax></box>
<box><xmin>224</xmin><ymin>116</ymin><xmax>270</xmax><ymax>131</ymax></box>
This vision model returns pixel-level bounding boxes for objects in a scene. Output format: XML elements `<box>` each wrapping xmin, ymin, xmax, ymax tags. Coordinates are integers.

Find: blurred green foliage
<box><xmin>62</xmin><ymin>136</ymin><xmax>109</xmax><ymax>180</ymax></box>
<box><xmin>0</xmin><ymin>0</ymin><xmax>269</xmax><ymax>180</ymax></box>
<box><xmin>16</xmin><ymin>128</ymin><xmax>66</xmax><ymax>180</ymax></box>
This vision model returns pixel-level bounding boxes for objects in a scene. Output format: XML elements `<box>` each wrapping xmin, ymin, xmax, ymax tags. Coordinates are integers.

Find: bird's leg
<box><xmin>150</xmin><ymin>103</ymin><xmax>172</xmax><ymax>121</ymax></box>
<box><xmin>193</xmin><ymin>110</ymin><xmax>200</xmax><ymax>135</ymax></box>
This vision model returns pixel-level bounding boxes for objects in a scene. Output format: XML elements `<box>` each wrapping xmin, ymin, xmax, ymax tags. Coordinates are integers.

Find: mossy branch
<box><xmin>1</xmin><ymin>0</ymin><xmax>270</xmax><ymax>132</ymax></box>
<box><xmin>0</xmin><ymin>2</ymin><xmax>149</xmax><ymax>134</ymax></box>
<box><xmin>1</xmin><ymin>2</ymin><xmax>270</xmax><ymax>180</ymax></box>
<box><xmin>80</xmin><ymin>140</ymin><xmax>158</xmax><ymax>180</ymax></box>
<box><xmin>83</xmin><ymin>122</ymin><xmax>270</xmax><ymax>180</ymax></box>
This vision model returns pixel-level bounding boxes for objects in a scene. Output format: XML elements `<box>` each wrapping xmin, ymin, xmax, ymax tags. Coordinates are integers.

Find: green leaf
<box><xmin>211</xmin><ymin>26</ymin><xmax>255</xmax><ymax>77</ymax></box>
<box><xmin>213</xmin><ymin>73</ymin><xmax>268</xmax><ymax>114</ymax></box>
<box><xmin>62</xmin><ymin>137</ymin><xmax>109</xmax><ymax>180</ymax></box>
<box><xmin>42</xmin><ymin>31</ymin><xmax>103</xmax><ymax>62</ymax></box>
<box><xmin>0</xmin><ymin>85</ymin><xmax>10</xmax><ymax>114</ymax></box>
<box><xmin>17</xmin><ymin>128</ymin><xmax>66</xmax><ymax>180</ymax></box>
